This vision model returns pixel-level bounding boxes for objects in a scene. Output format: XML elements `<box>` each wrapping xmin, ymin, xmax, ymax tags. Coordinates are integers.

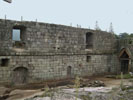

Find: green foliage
<box><xmin>117</xmin><ymin>32</ymin><xmax>133</xmax><ymax>39</ymax></box>
<box><xmin>74</xmin><ymin>76</ymin><xmax>80</xmax><ymax>89</ymax></box>
<box><xmin>116</xmin><ymin>74</ymin><xmax>133</xmax><ymax>79</ymax></box>
<box><xmin>41</xmin><ymin>84</ymin><xmax>54</xmax><ymax>98</ymax></box>
<box><xmin>119</xmin><ymin>33</ymin><xmax>129</xmax><ymax>39</ymax></box>
<box><xmin>41</xmin><ymin>85</ymin><xmax>52</xmax><ymax>97</ymax></box>
<box><xmin>80</xmin><ymin>94</ymin><xmax>92</xmax><ymax>100</ymax></box>
<box><xmin>130</xmin><ymin>33</ymin><xmax>133</xmax><ymax>37</ymax></box>
<box><xmin>74</xmin><ymin>76</ymin><xmax>81</xmax><ymax>100</ymax></box>
<box><xmin>120</xmin><ymin>72</ymin><xmax>124</xmax><ymax>90</ymax></box>
<box><xmin>114</xmin><ymin>34</ymin><xmax>119</xmax><ymax>39</ymax></box>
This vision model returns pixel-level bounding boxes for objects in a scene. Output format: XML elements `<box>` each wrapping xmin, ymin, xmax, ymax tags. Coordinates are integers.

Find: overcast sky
<box><xmin>0</xmin><ymin>0</ymin><xmax>133</xmax><ymax>34</ymax></box>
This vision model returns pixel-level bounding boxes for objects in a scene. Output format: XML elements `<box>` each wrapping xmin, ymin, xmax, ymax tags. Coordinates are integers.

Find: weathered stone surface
<box><xmin>25</xmin><ymin>87</ymin><xmax>133</xmax><ymax>100</ymax></box>
<box><xmin>0</xmin><ymin>19</ymin><xmax>132</xmax><ymax>84</ymax></box>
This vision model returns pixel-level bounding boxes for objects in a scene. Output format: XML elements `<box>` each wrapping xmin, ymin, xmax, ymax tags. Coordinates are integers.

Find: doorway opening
<box><xmin>119</xmin><ymin>49</ymin><xmax>130</xmax><ymax>74</ymax></box>
<box><xmin>67</xmin><ymin>66</ymin><xmax>72</xmax><ymax>77</ymax></box>
<box><xmin>12</xmin><ymin>67</ymin><xmax>28</xmax><ymax>85</ymax></box>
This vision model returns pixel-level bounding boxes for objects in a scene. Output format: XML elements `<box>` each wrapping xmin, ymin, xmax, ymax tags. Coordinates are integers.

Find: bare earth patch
<box><xmin>0</xmin><ymin>76</ymin><xmax>132</xmax><ymax>100</ymax></box>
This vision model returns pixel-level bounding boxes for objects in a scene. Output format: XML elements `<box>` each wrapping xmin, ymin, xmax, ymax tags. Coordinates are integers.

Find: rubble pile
<box><xmin>80</xmin><ymin>79</ymin><xmax>105</xmax><ymax>87</ymax></box>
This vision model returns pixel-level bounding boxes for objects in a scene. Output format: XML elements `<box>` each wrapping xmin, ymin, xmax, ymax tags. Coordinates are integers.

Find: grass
<box><xmin>74</xmin><ymin>76</ymin><xmax>81</xmax><ymax>100</ymax></box>
<box><xmin>116</xmin><ymin>74</ymin><xmax>133</xmax><ymax>79</ymax></box>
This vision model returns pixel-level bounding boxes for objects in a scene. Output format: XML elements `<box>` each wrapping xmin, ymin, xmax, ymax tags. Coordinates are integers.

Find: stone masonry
<box><xmin>0</xmin><ymin>19</ymin><xmax>131</xmax><ymax>84</ymax></box>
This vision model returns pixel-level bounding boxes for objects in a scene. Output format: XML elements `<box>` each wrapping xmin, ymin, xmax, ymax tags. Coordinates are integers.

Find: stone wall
<box><xmin>0</xmin><ymin>19</ymin><xmax>117</xmax><ymax>54</ymax></box>
<box><xmin>0</xmin><ymin>54</ymin><xmax>119</xmax><ymax>83</ymax></box>
<box><xmin>118</xmin><ymin>38</ymin><xmax>133</xmax><ymax>73</ymax></box>
<box><xmin>0</xmin><ymin>19</ymin><xmax>118</xmax><ymax>84</ymax></box>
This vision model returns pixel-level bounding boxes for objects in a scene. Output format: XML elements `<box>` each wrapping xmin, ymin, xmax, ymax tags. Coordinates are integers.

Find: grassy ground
<box><xmin>116</xmin><ymin>74</ymin><xmax>133</xmax><ymax>79</ymax></box>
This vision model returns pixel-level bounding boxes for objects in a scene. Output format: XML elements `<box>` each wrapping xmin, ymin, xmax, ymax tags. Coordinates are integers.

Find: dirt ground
<box><xmin>93</xmin><ymin>77</ymin><xmax>132</xmax><ymax>87</ymax></box>
<box><xmin>0</xmin><ymin>76</ymin><xmax>132</xmax><ymax>100</ymax></box>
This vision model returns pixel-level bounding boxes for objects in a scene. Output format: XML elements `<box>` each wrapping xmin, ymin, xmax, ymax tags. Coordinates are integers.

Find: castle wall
<box><xmin>0</xmin><ymin>19</ymin><xmax>118</xmax><ymax>84</ymax></box>
<box><xmin>0</xmin><ymin>54</ymin><xmax>119</xmax><ymax>83</ymax></box>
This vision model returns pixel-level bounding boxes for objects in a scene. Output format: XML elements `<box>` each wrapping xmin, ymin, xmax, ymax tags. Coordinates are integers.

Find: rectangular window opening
<box><xmin>1</xmin><ymin>59</ymin><xmax>9</xmax><ymax>67</ymax></box>
<box><xmin>86</xmin><ymin>56</ymin><xmax>91</xmax><ymax>62</ymax></box>
<box><xmin>12</xmin><ymin>29</ymin><xmax>21</xmax><ymax>41</ymax></box>
<box><xmin>86</xmin><ymin>32</ymin><xmax>93</xmax><ymax>49</ymax></box>
<box><xmin>12</xmin><ymin>26</ymin><xmax>26</xmax><ymax>48</ymax></box>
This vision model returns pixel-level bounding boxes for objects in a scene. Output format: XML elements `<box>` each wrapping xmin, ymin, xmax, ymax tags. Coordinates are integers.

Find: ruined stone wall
<box><xmin>0</xmin><ymin>19</ymin><xmax>118</xmax><ymax>83</ymax></box>
<box><xmin>93</xmin><ymin>31</ymin><xmax>117</xmax><ymax>54</ymax></box>
<box><xmin>0</xmin><ymin>19</ymin><xmax>117</xmax><ymax>54</ymax></box>
<box><xmin>0</xmin><ymin>54</ymin><xmax>119</xmax><ymax>83</ymax></box>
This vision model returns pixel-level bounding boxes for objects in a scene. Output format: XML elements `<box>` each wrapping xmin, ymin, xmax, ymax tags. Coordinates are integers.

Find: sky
<box><xmin>0</xmin><ymin>0</ymin><xmax>133</xmax><ymax>34</ymax></box>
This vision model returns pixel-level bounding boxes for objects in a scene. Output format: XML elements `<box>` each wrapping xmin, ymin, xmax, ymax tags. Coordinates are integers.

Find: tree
<box><xmin>130</xmin><ymin>33</ymin><xmax>133</xmax><ymax>37</ymax></box>
<box><xmin>119</xmin><ymin>33</ymin><xmax>129</xmax><ymax>39</ymax></box>
<box><xmin>95</xmin><ymin>21</ymin><xmax>100</xmax><ymax>30</ymax></box>
<box><xmin>109</xmin><ymin>22</ymin><xmax>114</xmax><ymax>34</ymax></box>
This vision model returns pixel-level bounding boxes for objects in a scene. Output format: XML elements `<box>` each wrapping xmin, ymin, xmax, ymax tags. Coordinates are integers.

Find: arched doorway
<box><xmin>67</xmin><ymin>66</ymin><xmax>72</xmax><ymax>77</ymax></box>
<box><xmin>119</xmin><ymin>49</ymin><xmax>130</xmax><ymax>74</ymax></box>
<box><xmin>12</xmin><ymin>67</ymin><xmax>28</xmax><ymax>85</ymax></box>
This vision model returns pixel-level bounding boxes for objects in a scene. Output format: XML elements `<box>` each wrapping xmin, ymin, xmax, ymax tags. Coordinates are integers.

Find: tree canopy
<box><xmin>118</xmin><ymin>33</ymin><xmax>133</xmax><ymax>39</ymax></box>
